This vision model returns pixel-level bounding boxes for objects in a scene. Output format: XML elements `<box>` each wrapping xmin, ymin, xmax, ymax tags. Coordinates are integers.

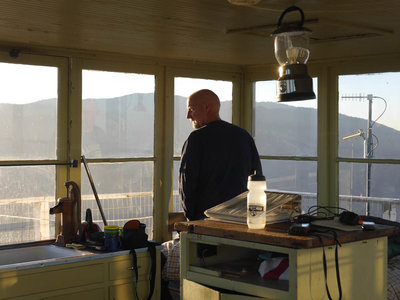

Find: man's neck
<box><xmin>207</xmin><ymin>116</ymin><xmax>221</xmax><ymax>124</ymax></box>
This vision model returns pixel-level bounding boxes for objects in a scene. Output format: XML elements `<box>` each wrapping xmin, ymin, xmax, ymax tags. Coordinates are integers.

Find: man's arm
<box><xmin>179</xmin><ymin>135</ymin><xmax>201</xmax><ymax>220</ymax></box>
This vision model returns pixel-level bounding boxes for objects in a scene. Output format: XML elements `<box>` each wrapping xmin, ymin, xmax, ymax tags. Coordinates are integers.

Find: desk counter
<box><xmin>175</xmin><ymin>219</ymin><xmax>398</xmax><ymax>249</ymax></box>
<box><xmin>177</xmin><ymin>219</ymin><xmax>397</xmax><ymax>299</ymax></box>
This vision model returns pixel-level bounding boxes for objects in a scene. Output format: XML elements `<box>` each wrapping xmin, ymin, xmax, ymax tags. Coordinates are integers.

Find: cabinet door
<box><xmin>43</xmin><ymin>288</ymin><xmax>105</xmax><ymax>300</ymax></box>
<box><xmin>183</xmin><ymin>279</ymin><xmax>264</xmax><ymax>300</ymax></box>
<box><xmin>110</xmin><ymin>280</ymin><xmax>157</xmax><ymax>300</ymax></box>
<box><xmin>109</xmin><ymin>283</ymin><xmax>134</xmax><ymax>300</ymax></box>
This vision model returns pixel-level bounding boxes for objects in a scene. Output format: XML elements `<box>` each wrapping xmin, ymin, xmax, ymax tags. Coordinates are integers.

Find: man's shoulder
<box><xmin>208</xmin><ymin>120</ymin><xmax>246</xmax><ymax>131</ymax></box>
<box><xmin>188</xmin><ymin>120</ymin><xmax>252</xmax><ymax>140</ymax></box>
<box><xmin>211</xmin><ymin>120</ymin><xmax>251</xmax><ymax>136</ymax></box>
<box><xmin>218</xmin><ymin>121</ymin><xmax>253</xmax><ymax>137</ymax></box>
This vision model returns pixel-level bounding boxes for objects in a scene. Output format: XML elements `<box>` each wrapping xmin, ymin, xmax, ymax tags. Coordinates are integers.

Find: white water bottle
<box><xmin>247</xmin><ymin>172</ymin><xmax>267</xmax><ymax>229</ymax></box>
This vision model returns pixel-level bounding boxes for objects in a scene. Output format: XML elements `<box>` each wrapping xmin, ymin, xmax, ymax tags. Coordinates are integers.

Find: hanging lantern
<box><xmin>271</xmin><ymin>6</ymin><xmax>315</xmax><ymax>102</ymax></box>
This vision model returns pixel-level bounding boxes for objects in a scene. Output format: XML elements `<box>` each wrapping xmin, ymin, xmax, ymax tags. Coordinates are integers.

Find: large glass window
<box><xmin>255</xmin><ymin>80</ymin><xmax>317</xmax><ymax>157</ymax></box>
<box><xmin>0</xmin><ymin>63</ymin><xmax>57</xmax><ymax>160</ymax></box>
<box><xmin>0</xmin><ymin>62</ymin><xmax>58</xmax><ymax>246</ymax></box>
<box><xmin>0</xmin><ymin>166</ymin><xmax>55</xmax><ymax>245</ymax></box>
<box><xmin>173</xmin><ymin>77</ymin><xmax>233</xmax><ymax>212</ymax></box>
<box><xmin>339</xmin><ymin>162</ymin><xmax>400</xmax><ymax>220</ymax></box>
<box><xmin>339</xmin><ymin>73</ymin><xmax>400</xmax><ymax>159</ymax></box>
<box><xmin>82</xmin><ymin>70</ymin><xmax>155</xmax><ymax>237</ymax></box>
<box><xmin>339</xmin><ymin>73</ymin><xmax>400</xmax><ymax>220</ymax></box>
<box><xmin>81</xmin><ymin>162</ymin><xmax>154</xmax><ymax>233</ymax></box>
<box><xmin>82</xmin><ymin>70</ymin><xmax>154</xmax><ymax>158</ymax></box>
<box><xmin>254</xmin><ymin>79</ymin><xmax>318</xmax><ymax>211</ymax></box>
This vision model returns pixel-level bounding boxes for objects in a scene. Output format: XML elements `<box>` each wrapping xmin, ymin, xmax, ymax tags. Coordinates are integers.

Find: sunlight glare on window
<box><xmin>0</xmin><ymin>63</ymin><xmax>57</xmax><ymax>104</ymax></box>
<box><xmin>0</xmin><ymin>63</ymin><xmax>57</xmax><ymax>160</ymax></box>
<box><xmin>82</xmin><ymin>70</ymin><xmax>155</xmax><ymax>158</ymax></box>
<box><xmin>339</xmin><ymin>73</ymin><xmax>400</xmax><ymax>159</ymax></box>
<box><xmin>254</xmin><ymin>79</ymin><xmax>318</xmax><ymax>157</ymax></box>
<box><xmin>82</xmin><ymin>70</ymin><xmax>154</xmax><ymax>99</ymax></box>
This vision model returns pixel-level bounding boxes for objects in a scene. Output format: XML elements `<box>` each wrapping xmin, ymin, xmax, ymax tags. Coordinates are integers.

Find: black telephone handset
<box><xmin>362</xmin><ymin>221</ymin><xmax>376</xmax><ymax>231</ymax></box>
<box><xmin>288</xmin><ymin>223</ymin><xmax>310</xmax><ymax>235</ymax></box>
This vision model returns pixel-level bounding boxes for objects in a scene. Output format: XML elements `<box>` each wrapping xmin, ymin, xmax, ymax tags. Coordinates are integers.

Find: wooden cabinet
<box><xmin>0</xmin><ymin>248</ymin><xmax>160</xmax><ymax>300</ymax></box>
<box><xmin>179</xmin><ymin>223</ymin><xmax>389</xmax><ymax>300</ymax></box>
<box><xmin>108</xmin><ymin>251</ymin><xmax>160</xmax><ymax>300</ymax></box>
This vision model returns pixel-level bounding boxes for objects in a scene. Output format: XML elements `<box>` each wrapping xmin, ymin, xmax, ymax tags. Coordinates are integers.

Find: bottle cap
<box><xmin>248</xmin><ymin>171</ymin><xmax>265</xmax><ymax>181</ymax></box>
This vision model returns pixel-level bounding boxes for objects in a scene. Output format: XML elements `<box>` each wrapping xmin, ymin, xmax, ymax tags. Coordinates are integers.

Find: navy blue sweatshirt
<box><xmin>179</xmin><ymin>120</ymin><xmax>262</xmax><ymax>221</ymax></box>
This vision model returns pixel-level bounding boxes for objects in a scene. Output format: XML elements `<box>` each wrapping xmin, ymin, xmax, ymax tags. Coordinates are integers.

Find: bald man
<box><xmin>179</xmin><ymin>89</ymin><xmax>262</xmax><ymax>221</ymax></box>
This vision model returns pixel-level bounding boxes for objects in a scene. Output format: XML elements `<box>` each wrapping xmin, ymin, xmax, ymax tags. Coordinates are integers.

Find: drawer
<box><xmin>110</xmin><ymin>280</ymin><xmax>154</xmax><ymax>300</ymax></box>
<box><xmin>109</xmin><ymin>252</ymin><xmax>151</xmax><ymax>281</ymax></box>
<box><xmin>43</xmin><ymin>287</ymin><xmax>105</xmax><ymax>300</ymax></box>
<box><xmin>0</xmin><ymin>263</ymin><xmax>105</xmax><ymax>299</ymax></box>
<box><xmin>182</xmin><ymin>234</ymin><xmax>290</xmax><ymax>298</ymax></box>
<box><xmin>183</xmin><ymin>279</ymin><xmax>265</xmax><ymax>300</ymax></box>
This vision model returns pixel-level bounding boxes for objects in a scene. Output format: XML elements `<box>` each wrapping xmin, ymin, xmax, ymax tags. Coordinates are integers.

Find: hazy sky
<box><xmin>256</xmin><ymin>75</ymin><xmax>400</xmax><ymax>132</ymax></box>
<box><xmin>0</xmin><ymin>63</ymin><xmax>398</xmax><ymax>131</ymax></box>
<box><xmin>0</xmin><ymin>63</ymin><xmax>57</xmax><ymax>104</ymax></box>
<box><xmin>174</xmin><ymin>77</ymin><xmax>233</xmax><ymax>101</ymax></box>
<box><xmin>82</xmin><ymin>70</ymin><xmax>155</xmax><ymax>99</ymax></box>
<box><xmin>338</xmin><ymin>73</ymin><xmax>400</xmax><ymax>132</ymax></box>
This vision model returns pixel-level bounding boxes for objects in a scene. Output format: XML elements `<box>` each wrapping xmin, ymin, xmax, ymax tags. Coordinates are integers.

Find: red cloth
<box><xmin>258</xmin><ymin>258</ymin><xmax>289</xmax><ymax>280</ymax></box>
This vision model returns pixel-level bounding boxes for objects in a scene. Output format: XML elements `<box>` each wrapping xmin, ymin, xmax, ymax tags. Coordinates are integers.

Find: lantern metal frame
<box><xmin>272</xmin><ymin>6</ymin><xmax>316</xmax><ymax>102</ymax></box>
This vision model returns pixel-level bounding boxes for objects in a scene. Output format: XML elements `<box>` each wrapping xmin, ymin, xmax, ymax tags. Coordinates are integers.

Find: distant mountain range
<box><xmin>1</xmin><ymin>93</ymin><xmax>399</xmax><ymax>200</ymax></box>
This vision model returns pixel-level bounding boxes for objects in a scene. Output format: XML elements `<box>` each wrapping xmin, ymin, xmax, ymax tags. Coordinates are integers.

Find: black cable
<box><xmin>294</xmin><ymin>206</ymin><xmax>348</xmax><ymax>224</ymax></box>
<box><xmin>293</xmin><ymin>205</ymin><xmax>350</xmax><ymax>298</ymax></box>
<box><xmin>367</xmin><ymin>133</ymin><xmax>379</xmax><ymax>155</ymax></box>
<box><xmin>370</xmin><ymin>96</ymin><xmax>387</xmax><ymax>128</ymax></box>
<box><xmin>310</xmin><ymin>229</ymin><xmax>342</xmax><ymax>300</ymax></box>
<box><xmin>307</xmin><ymin>206</ymin><xmax>349</xmax><ymax>217</ymax></box>
<box><xmin>334</xmin><ymin>238</ymin><xmax>342</xmax><ymax>300</ymax></box>
<box><xmin>325</xmin><ymin>230</ymin><xmax>343</xmax><ymax>300</ymax></box>
<box><xmin>309</xmin><ymin>233</ymin><xmax>333</xmax><ymax>300</ymax></box>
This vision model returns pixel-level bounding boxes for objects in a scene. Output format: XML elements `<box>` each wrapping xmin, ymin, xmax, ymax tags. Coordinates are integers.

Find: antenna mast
<box><xmin>341</xmin><ymin>94</ymin><xmax>374</xmax><ymax>214</ymax></box>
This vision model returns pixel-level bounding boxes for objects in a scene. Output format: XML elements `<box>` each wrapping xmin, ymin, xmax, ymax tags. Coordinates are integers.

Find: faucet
<box><xmin>49</xmin><ymin>181</ymin><xmax>82</xmax><ymax>246</ymax></box>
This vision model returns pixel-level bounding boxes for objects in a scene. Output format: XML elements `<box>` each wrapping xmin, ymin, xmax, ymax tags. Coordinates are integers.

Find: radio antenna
<box><xmin>341</xmin><ymin>94</ymin><xmax>387</xmax><ymax>215</ymax></box>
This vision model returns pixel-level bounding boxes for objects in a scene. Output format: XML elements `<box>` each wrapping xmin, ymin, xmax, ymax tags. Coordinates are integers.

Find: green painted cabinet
<box><xmin>0</xmin><ymin>249</ymin><xmax>160</xmax><ymax>300</ymax></box>
<box><xmin>181</xmin><ymin>232</ymin><xmax>387</xmax><ymax>299</ymax></box>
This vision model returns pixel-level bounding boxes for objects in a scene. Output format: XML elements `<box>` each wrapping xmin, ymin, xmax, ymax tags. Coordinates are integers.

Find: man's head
<box><xmin>187</xmin><ymin>89</ymin><xmax>221</xmax><ymax>129</ymax></box>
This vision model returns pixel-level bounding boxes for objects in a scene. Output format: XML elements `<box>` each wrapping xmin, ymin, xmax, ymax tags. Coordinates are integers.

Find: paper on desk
<box><xmin>312</xmin><ymin>217</ymin><xmax>363</xmax><ymax>231</ymax></box>
<box><xmin>204</xmin><ymin>191</ymin><xmax>301</xmax><ymax>224</ymax></box>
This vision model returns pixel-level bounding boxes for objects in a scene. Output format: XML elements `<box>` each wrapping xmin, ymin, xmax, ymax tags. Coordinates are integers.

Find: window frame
<box><xmin>75</xmin><ymin>57</ymin><xmax>164</xmax><ymax>239</ymax></box>
<box><xmin>165</xmin><ymin>66</ymin><xmax>243</xmax><ymax>237</ymax></box>
<box><xmin>243</xmin><ymin>65</ymin><xmax>320</xmax><ymax>210</ymax></box>
<box><xmin>0</xmin><ymin>51</ymin><xmax>69</xmax><ymax>244</ymax></box>
<box><xmin>333</xmin><ymin>57</ymin><xmax>400</xmax><ymax>217</ymax></box>
<box><xmin>244</xmin><ymin>54</ymin><xmax>400</xmax><ymax>209</ymax></box>
<box><xmin>2</xmin><ymin>48</ymin><xmax>399</xmax><ymax>246</ymax></box>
